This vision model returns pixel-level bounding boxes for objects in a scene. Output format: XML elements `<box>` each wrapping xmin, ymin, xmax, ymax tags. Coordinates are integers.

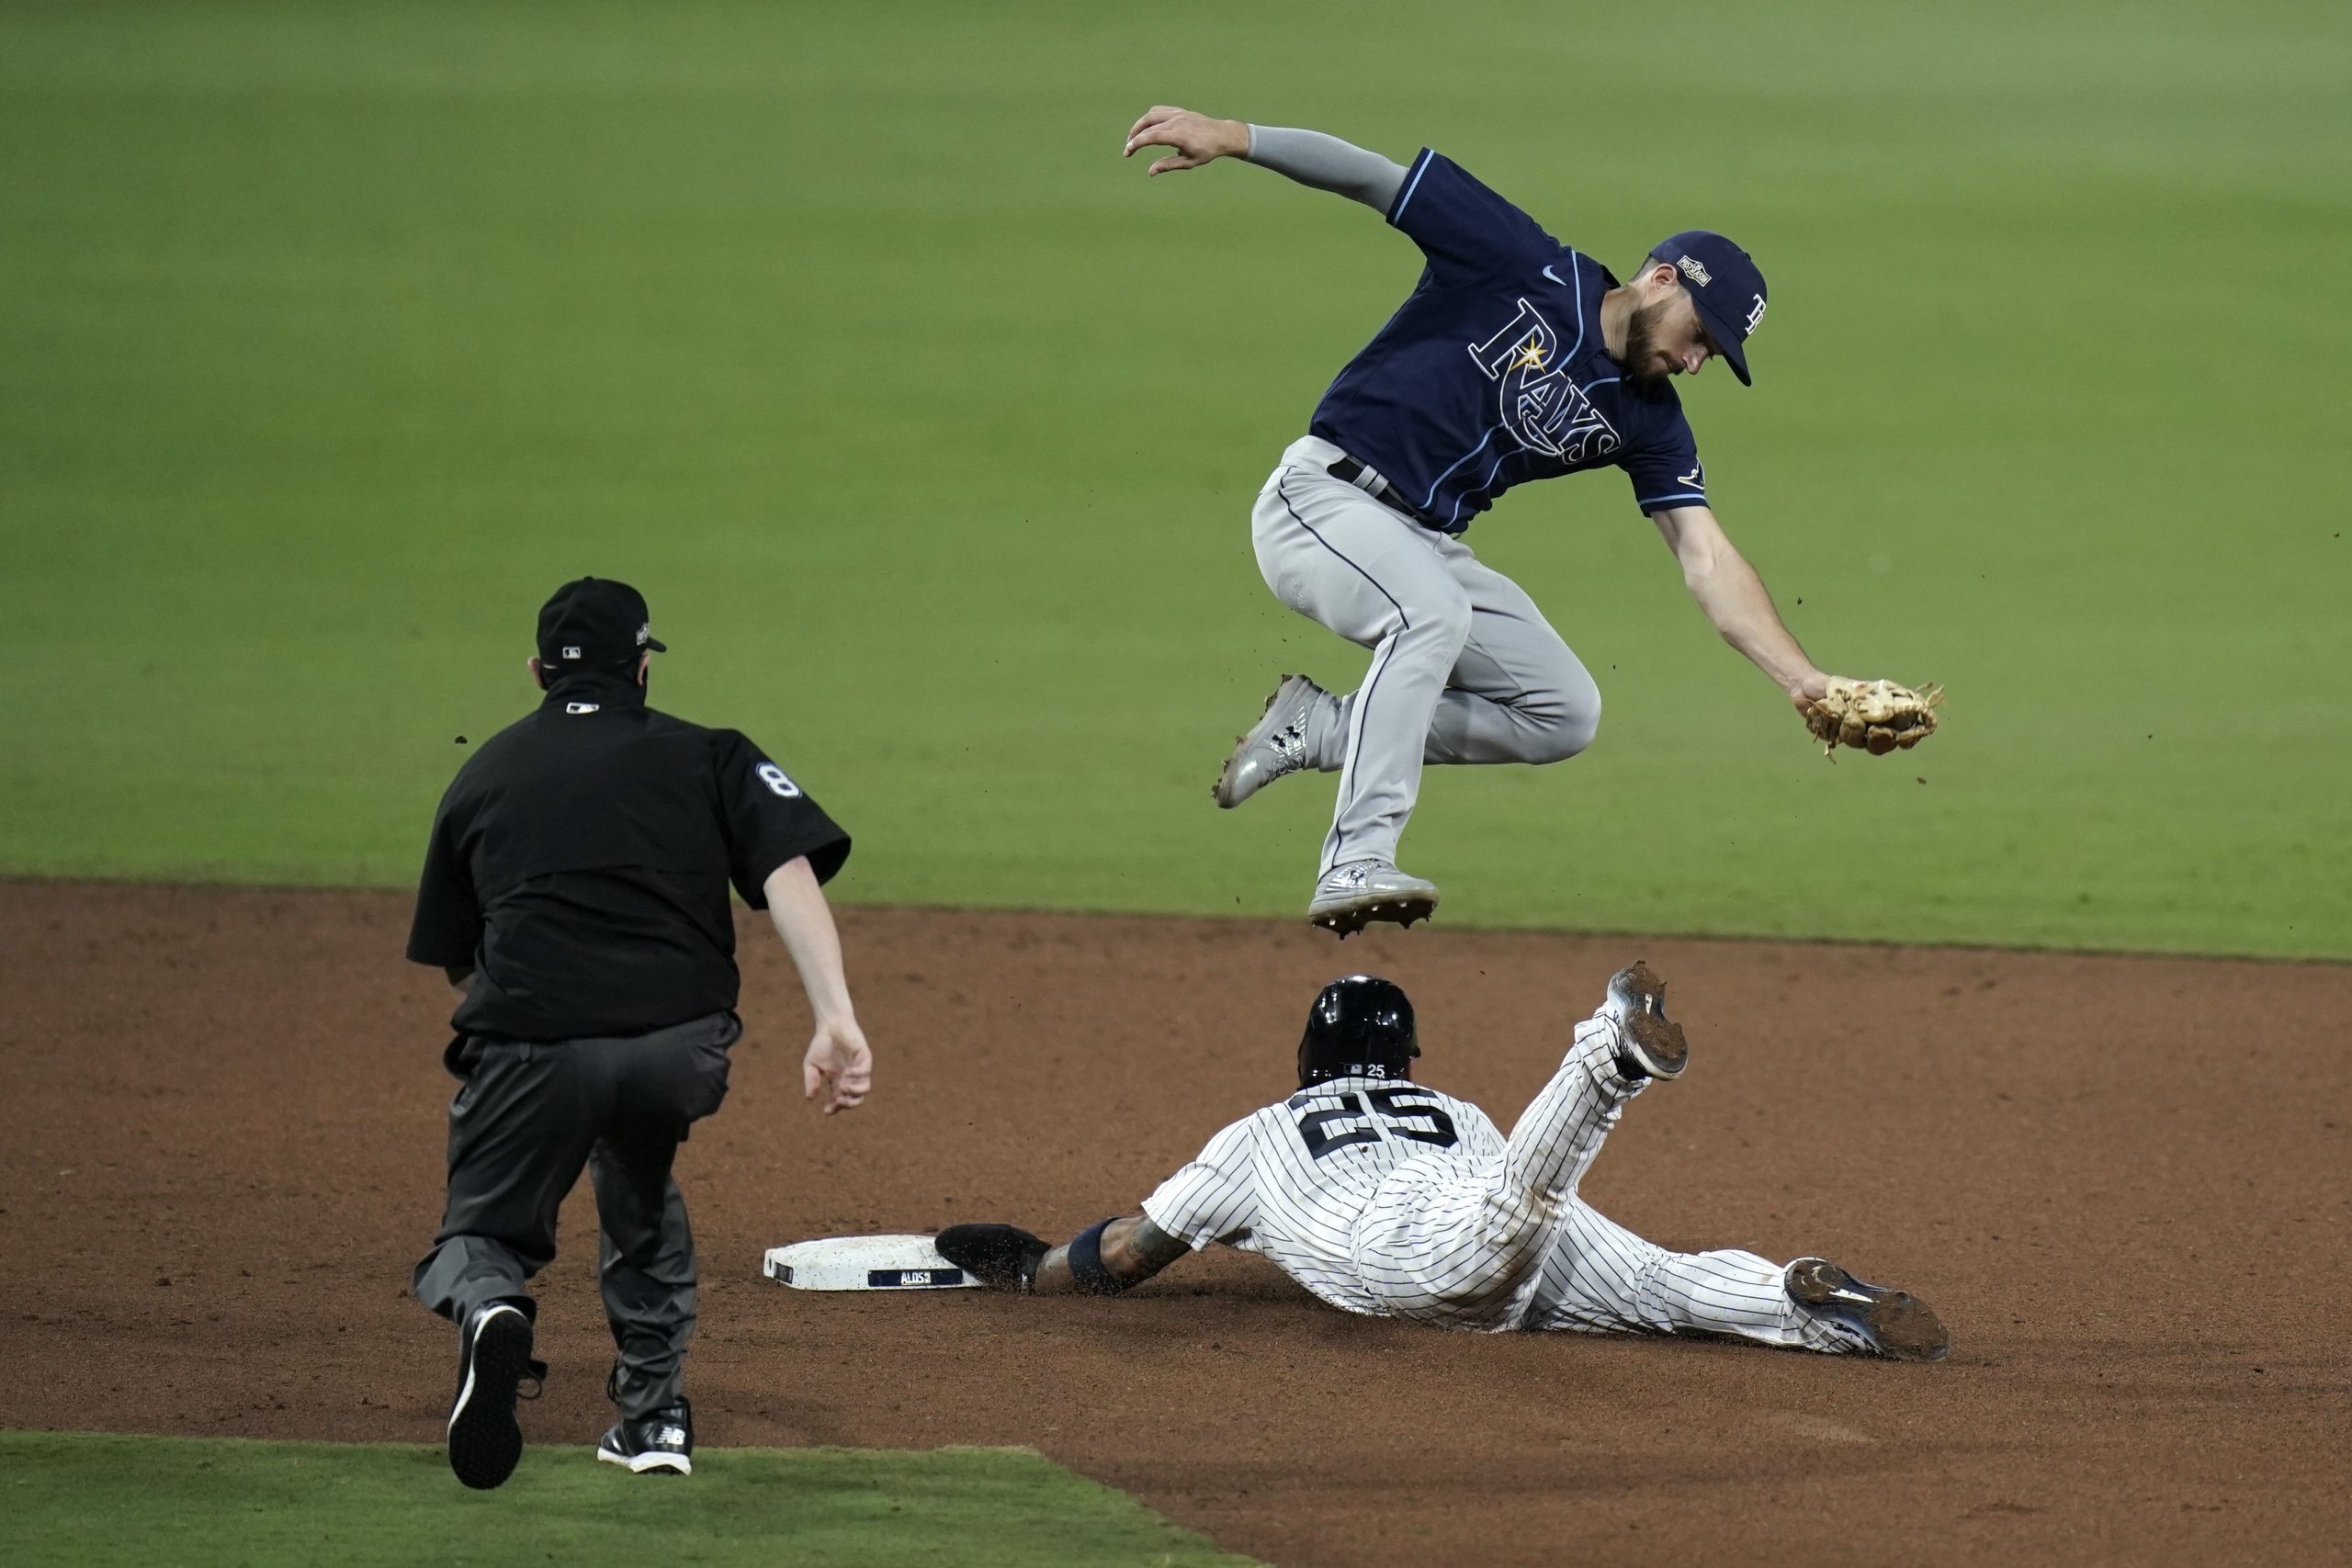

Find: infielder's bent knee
<box><xmin>1527</xmin><ymin>698</ymin><xmax>1600</xmax><ymax>763</ymax></box>
<box><xmin>1513</xmin><ymin>670</ymin><xmax>1600</xmax><ymax>764</ymax></box>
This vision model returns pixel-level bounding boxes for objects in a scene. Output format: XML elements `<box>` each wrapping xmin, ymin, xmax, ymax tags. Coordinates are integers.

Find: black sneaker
<box><xmin>597</xmin><ymin>1400</ymin><xmax>694</xmax><ymax>1476</ymax></box>
<box><xmin>447</xmin><ymin>1302</ymin><xmax>542</xmax><ymax>1490</ymax></box>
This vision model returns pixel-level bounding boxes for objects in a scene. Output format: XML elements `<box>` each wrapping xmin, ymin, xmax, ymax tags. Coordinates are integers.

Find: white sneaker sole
<box><xmin>597</xmin><ymin>1446</ymin><xmax>693</xmax><ymax>1475</ymax></box>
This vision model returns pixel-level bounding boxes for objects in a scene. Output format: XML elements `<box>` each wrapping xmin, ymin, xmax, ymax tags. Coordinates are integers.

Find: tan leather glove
<box><xmin>1804</xmin><ymin>678</ymin><xmax>1944</xmax><ymax>757</ymax></box>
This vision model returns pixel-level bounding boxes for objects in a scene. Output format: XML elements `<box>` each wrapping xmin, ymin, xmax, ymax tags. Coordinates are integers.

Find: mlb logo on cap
<box><xmin>537</xmin><ymin>578</ymin><xmax>668</xmax><ymax>671</ymax></box>
<box><xmin>1650</xmin><ymin>231</ymin><xmax>1767</xmax><ymax>386</ymax></box>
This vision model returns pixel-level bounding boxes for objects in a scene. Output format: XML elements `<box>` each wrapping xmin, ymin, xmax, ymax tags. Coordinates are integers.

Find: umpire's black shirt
<box><xmin>406</xmin><ymin>669</ymin><xmax>851</xmax><ymax>1043</ymax></box>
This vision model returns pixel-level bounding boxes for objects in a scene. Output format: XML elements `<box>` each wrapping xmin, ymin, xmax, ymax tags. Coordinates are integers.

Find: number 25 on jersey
<box><xmin>1292</xmin><ymin>1088</ymin><xmax>1458</xmax><ymax>1159</ymax></box>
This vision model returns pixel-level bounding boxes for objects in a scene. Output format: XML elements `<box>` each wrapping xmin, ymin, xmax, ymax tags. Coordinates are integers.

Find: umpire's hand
<box><xmin>805</xmin><ymin>1015</ymin><xmax>872</xmax><ymax>1115</ymax></box>
<box><xmin>761</xmin><ymin>856</ymin><xmax>874</xmax><ymax>1115</ymax></box>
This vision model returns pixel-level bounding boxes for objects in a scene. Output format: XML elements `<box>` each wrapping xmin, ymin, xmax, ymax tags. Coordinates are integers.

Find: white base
<box><xmin>762</xmin><ymin>1234</ymin><xmax>982</xmax><ymax>1292</ymax></box>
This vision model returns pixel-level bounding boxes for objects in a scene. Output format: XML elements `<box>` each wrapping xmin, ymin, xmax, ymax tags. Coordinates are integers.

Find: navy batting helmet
<box><xmin>1296</xmin><ymin>976</ymin><xmax>1419</xmax><ymax>1088</ymax></box>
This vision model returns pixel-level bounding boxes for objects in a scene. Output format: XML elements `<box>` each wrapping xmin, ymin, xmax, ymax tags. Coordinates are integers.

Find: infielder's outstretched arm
<box><xmin>1125</xmin><ymin>107</ymin><xmax>1408</xmax><ymax>211</ymax></box>
<box><xmin>1651</xmin><ymin>504</ymin><xmax>1844</xmax><ymax>713</ymax></box>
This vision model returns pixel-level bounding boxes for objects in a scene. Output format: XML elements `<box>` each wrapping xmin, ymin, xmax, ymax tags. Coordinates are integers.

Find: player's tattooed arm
<box><xmin>1650</xmin><ymin>503</ymin><xmax>1843</xmax><ymax>712</ymax></box>
<box><xmin>1029</xmin><ymin>1215</ymin><xmax>1192</xmax><ymax>1295</ymax></box>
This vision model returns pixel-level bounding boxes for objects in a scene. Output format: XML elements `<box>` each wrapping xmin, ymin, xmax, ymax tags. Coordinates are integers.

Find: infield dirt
<box><xmin>6</xmin><ymin>881</ymin><xmax>2347</xmax><ymax>1566</ymax></box>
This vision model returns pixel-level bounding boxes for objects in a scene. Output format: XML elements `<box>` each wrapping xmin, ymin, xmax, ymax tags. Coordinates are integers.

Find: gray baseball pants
<box><xmin>1251</xmin><ymin>436</ymin><xmax>1601</xmax><ymax>877</ymax></box>
<box><xmin>412</xmin><ymin>1010</ymin><xmax>738</xmax><ymax>1418</ymax></box>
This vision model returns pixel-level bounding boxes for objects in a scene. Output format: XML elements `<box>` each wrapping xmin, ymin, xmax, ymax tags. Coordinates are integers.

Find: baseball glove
<box><xmin>935</xmin><ymin>1224</ymin><xmax>1049</xmax><ymax>1292</ymax></box>
<box><xmin>1803</xmin><ymin>678</ymin><xmax>1943</xmax><ymax>757</ymax></box>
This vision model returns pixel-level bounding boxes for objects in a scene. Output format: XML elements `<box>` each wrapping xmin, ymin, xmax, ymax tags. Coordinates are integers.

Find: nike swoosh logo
<box><xmin>1542</xmin><ymin>264</ymin><xmax>1567</xmax><ymax>286</ymax></box>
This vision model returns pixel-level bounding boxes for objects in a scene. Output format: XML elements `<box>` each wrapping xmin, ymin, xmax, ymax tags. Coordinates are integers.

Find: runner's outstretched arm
<box><xmin>1031</xmin><ymin>1215</ymin><xmax>1191</xmax><ymax>1293</ymax></box>
<box><xmin>935</xmin><ymin>1215</ymin><xmax>1191</xmax><ymax>1295</ymax></box>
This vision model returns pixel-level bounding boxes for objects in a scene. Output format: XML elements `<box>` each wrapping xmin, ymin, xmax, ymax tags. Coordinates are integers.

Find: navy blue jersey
<box><xmin>1306</xmin><ymin>151</ymin><xmax>1710</xmax><ymax>534</ymax></box>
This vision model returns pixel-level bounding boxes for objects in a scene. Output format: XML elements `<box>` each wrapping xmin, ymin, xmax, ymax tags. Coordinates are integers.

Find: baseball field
<box><xmin>4</xmin><ymin>1</ymin><xmax>2348</xmax><ymax>1564</ymax></box>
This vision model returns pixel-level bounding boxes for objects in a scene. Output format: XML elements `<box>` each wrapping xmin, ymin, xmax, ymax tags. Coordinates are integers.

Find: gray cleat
<box><xmin>1598</xmin><ymin>961</ymin><xmax>1689</xmax><ymax>1081</ymax></box>
<box><xmin>1213</xmin><ymin>674</ymin><xmax>1324</xmax><ymax>808</ymax></box>
<box><xmin>1785</xmin><ymin>1258</ymin><xmax>1951</xmax><ymax>1362</ymax></box>
<box><xmin>1308</xmin><ymin>860</ymin><xmax>1439</xmax><ymax>937</ymax></box>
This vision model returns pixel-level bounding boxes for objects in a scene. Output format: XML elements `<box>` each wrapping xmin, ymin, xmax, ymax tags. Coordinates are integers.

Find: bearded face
<box><xmin>1621</xmin><ymin>278</ymin><xmax>1723</xmax><ymax>383</ymax></box>
<box><xmin>1621</xmin><ymin>295</ymin><xmax>1680</xmax><ymax>384</ymax></box>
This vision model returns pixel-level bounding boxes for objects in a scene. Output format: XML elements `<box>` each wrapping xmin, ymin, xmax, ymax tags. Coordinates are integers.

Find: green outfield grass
<box><xmin>3</xmin><ymin>0</ymin><xmax>2346</xmax><ymax>956</ymax></box>
<box><xmin>0</xmin><ymin>1433</ymin><xmax>1254</xmax><ymax>1568</ymax></box>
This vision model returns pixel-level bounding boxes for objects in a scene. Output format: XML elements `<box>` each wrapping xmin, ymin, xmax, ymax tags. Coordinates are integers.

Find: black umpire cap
<box><xmin>537</xmin><ymin>577</ymin><xmax>666</xmax><ymax>673</ymax></box>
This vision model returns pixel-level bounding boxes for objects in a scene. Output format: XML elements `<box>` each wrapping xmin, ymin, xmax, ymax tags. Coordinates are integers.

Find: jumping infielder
<box><xmin>937</xmin><ymin>964</ymin><xmax>1949</xmax><ymax>1360</ymax></box>
<box><xmin>1125</xmin><ymin>107</ymin><xmax>1888</xmax><ymax>933</ymax></box>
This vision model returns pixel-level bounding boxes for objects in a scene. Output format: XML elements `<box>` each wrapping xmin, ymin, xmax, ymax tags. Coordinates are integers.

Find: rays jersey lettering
<box><xmin>1467</xmin><ymin>299</ymin><xmax>1620</xmax><ymax>463</ymax></box>
<box><xmin>1139</xmin><ymin>1077</ymin><xmax>1507</xmax><ymax>1317</ymax></box>
<box><xmin>1306</xmin><ymin>149</ymin><xmax>1710</xmax><ymax>531</ymax></box>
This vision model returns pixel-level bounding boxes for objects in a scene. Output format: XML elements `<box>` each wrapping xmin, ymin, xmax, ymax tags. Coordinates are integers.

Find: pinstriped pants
<box><xmin>1348</xmin><ymin>1021</ymin><xmax>1837</xmax><ymax>1349</ymax></box>
<box><xmin>1250</xmin><ymin>436</ymin><xmax>1601</xmax><ymax>879</ymax></box>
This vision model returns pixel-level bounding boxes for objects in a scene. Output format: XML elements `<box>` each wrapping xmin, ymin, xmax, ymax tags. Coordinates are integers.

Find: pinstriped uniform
<box><xmin>1144</xmin><ymin>1069</ymin><xmax>1506</xmax><ymax>1317</ymax></box>
<box><xmin>1143</xmin><ymin>1017</ymin><xmax>1860</xmax><ymax>1352</ymax></box>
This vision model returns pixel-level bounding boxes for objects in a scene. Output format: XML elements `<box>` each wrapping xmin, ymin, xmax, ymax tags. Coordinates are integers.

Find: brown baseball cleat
<box><xmin>1785</xmin><ymin>1258</ymin><xmax>1951</xmax><ymax>1361</ymax></box>
<box><xmin>1599</xmin><ymin>961</ymin><xmax>1689</xmax><ymax>1080</ymax></box>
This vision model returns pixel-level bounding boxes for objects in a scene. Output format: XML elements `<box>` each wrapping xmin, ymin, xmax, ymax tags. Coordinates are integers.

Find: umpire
<box><xmin>406</xmin><ymin>577</ymin><xmax>868</xmax><ymax>1490</ymax></box>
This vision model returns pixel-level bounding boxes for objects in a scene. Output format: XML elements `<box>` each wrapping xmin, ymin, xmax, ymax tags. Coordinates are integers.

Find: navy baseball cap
<box><xmin>1649</xmin><ymin>231</ymin><xmax>1767</xmax><ymax>386</ymax></box>
<box><xmin>536</xmin><ymin>577</ymin><xmax>666</xmax><ymax>671</ymax></box>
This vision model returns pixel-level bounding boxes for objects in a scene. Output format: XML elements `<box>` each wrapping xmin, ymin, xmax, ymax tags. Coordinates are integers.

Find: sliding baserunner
<box><xmin>937</xmin><ymin>965</ymin><xmax>1948</xmax><ymax>1361</ymax></box>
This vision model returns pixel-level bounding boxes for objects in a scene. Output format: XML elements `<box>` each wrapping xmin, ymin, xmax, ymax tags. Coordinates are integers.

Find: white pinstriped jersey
<box><xmin>1141</xmin><ymin>1074</ymin><xmax>1504</xmax><ymax>1318</ymax></box>
<box><xmin>1142</xmin><ymin>1024</ymin><xmax>1840</xmax><ymax>1348</ymax></box>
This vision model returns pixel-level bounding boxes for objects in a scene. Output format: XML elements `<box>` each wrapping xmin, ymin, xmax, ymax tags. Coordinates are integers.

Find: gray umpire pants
<box><xmin>412</xmin><ymin>1010</ymin><xmax>739</xmax><ymax>1418</ymax></box>
<box><xmin>1251</xmin><ymin>436</ymin><xmax>1602</xmax><ymax>878</ymax></box>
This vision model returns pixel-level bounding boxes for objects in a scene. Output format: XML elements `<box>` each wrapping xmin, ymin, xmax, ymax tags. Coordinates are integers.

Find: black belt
<box><xmin>1326</xmin><ymin>456</ymin><xmax>1437</xmax><ymax>528</ymax></box>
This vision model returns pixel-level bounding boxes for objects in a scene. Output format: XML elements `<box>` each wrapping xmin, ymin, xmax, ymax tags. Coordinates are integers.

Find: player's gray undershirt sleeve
<box><xmin>1243</xmin><ymin>125</ymin><xmax>1408</xmax><ymax>212</ymax></box>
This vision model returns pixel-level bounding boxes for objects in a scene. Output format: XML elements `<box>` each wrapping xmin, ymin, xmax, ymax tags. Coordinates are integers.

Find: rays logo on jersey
<box><xmin>1467</xmin><ymin>299</ymin><xmax>1620</xmax><ymax>464</ymax></box>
